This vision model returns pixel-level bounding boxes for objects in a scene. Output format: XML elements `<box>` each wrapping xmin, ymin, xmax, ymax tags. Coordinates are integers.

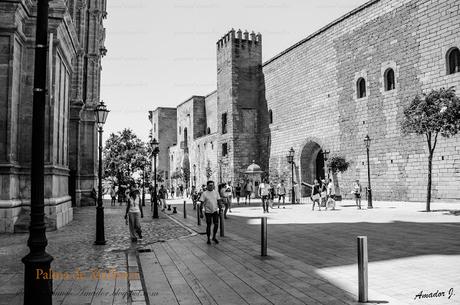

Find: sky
<box><xmin>101</xmin><ymin>0</ymin><xmax>370</xmax><ymax>142</ymax></box>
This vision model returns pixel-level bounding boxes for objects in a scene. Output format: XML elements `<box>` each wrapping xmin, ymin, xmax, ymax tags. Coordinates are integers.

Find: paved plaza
<box><xmin>0</xmin><ymin>201</ymin><xmax>191</xmax><ymax>305</ymax></box>
<box><xmin>1</xmin><ymin>198</ymin><xmax>459</xmax><ymax>305</ymax></box>
<box><xmin>143</xmin><ymin>198</ymin><xmax>460</xmax><ymax>305</ymax></box>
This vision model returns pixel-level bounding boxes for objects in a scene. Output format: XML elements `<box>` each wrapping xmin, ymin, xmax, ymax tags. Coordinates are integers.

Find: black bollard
<box><xmin>197</xmin><ymin>203</ymin><xmax>201</xmax><ymax>226</ymax></box>
<box><xmin>357</xmin><ymin>236</ymin><xmax>368</xmax><ymax>303</ymax></box>
<box><xmin>219</xmin><ymin>209</ymin><xmax>224</xmax><ymax>237</ymax></box>
<box><xmin>167</xmin><ymin>204</ymin><xmax>171</xmax><ymax>211</ymax></box>
<box><xmin>261</xmin><ymin>217</ymin><xmax>267</xmax><ymax>256</ymax></box>
<box><xmin>183</xmin><ymin>200</ymin><xmax>187</xmax><ymax>218</ymax></box>
<box><xmin>172</xmin><ymin>207</ymin><xmax>177</xmax><ymax>214</ymax></box>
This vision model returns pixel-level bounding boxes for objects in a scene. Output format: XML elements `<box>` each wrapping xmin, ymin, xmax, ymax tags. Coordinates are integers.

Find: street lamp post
<box><xmin>21</xmin><ymin>0</ymin><xmax>53</xmax><ymax>303</ymax></box>
<box><xmin>286</xmin><ymin>147</ymin><xmax>295</xmax><ymax>204</ymax></box>
<box><xmin>151</xmin><ymin>138</ymin><xmax>160</xmax><ymax>218</ymax></box>
<box><xmin>94</xmin><ymin>101</ymin><xmax>110</xmax><ymax>245</ymax></box>
<box><xmin>364</xmin><ymin>135</ymin><xmax>373</xmax><ymax>209</ymax></box>
<box><xmin>193</xmin><ymin>164</ymin><xmax>196</xmax><ymax>188</ymax></box>
<box><xmin>141</xmin><ymin>165</ymin><xmax>146</xmax><ymax>206</ymax></box>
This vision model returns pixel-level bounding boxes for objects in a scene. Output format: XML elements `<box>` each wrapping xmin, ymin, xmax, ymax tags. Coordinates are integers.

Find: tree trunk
<box><xmin>332</xmin><ymin>171</ymin><xmax>342</xmax><ymax>200</ymax></box>
<box><xmin>426</xmin><ymin>152</ymin><xmax>433</xmax><ymax>212</ymax></box>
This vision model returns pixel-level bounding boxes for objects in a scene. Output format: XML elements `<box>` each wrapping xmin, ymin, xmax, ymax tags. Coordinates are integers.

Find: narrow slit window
<box><xmin>384</xmin><ymin>68</ymin><xmax>395</xmax><ymax>91</ymax></box>
<box><xmin>357</xmin><ymin>77</ymin><xmax>366</xmax><ymax>98</ymax></box>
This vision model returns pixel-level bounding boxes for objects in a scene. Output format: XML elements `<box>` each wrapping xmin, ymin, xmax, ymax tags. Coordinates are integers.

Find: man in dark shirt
<box><xmin>158</xmin><ymin>185</ymin><xmax>167</xmax><ymax>211</ymax></box>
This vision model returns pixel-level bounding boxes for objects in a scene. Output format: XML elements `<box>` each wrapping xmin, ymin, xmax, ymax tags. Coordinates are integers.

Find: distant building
<box><xmin>0</xmin><ymin>0</ymin><xmax>107</xmax><ymax>232</ymax></box>
<box><xmin>148</xmin><ymin>108</ymin><xmax>177</xmax><ymax>187</ymax></box>
<box><xmin>151</xmin><ymin>0</ymin><xmax>460</xmax><ymax>202</ymax></box>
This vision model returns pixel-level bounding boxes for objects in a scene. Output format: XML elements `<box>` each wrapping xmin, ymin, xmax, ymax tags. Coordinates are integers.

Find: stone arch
<box><xmin>295</xmin><ymin>137</ymin><xmax>326</xmax><ymax>196</ymax></box>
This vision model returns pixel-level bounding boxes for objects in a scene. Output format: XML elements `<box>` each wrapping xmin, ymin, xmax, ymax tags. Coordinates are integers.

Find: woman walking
<box><xmin>124</xmin><ymin>185</ymin><xmax>144</xmax><ymax>242</ymax></box>
<box><xmin>311</xmin><ymin>179</ymin><xmax>321</xmax><ymax>211</ymax></box>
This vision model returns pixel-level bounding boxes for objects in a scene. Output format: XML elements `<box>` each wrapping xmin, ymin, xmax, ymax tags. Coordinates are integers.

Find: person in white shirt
<box><xmin>326</xmin><ymin>178</ymin><xmax>336</xmax><ymax>210</ymax></box>
<box><xmin>277</xmin><ymin>180</ymin><xmax>287</xmax><ymax>208</ymax></box>
<box><xmin>258</xmin><ymin>179</ymin><xmax>270</xmax><ymax>213</ymax></box>
<box><xmin>124</xmin><ymin>185</ymin><xmax>144</xmax><ymax>242</ymax></box>
<box><xmin>199</xmin><ymin>181</ymin><xmax>222</xmax><ymax>244</ymax></box>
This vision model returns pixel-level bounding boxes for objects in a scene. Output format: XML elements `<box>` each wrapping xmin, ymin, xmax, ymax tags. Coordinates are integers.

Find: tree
<box><xmin>401</xmin><ymin>87</ymin><xmax>460</xmax><ymax>211</ymax></box>
<box><xmin>326</xmin><ymin>155</ymin><xmax>350</xmax><ymax>201</ymax></box>
<box><xmin>103</xmin><ymin>129</ymin><xmax>151</xmax><ymax>187</ymax></box>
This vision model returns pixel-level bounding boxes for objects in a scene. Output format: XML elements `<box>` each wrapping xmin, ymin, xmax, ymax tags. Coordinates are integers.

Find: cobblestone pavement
<box><xmin>0</xmin><ymin>199</ymin><xmax>191</xmax><ymax>305</ymax></box>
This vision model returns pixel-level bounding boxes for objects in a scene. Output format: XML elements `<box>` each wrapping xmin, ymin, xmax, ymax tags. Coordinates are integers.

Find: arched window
<box><xmin>206</xmin><ymin>127</ymin><xmax>211</xmax><ymax>134</ymax></box>
<box><xmin>447</xmin><ymin>47</ymin><xmax>460</xmax><ymax>75</ymax></box>
<box><xmin>384</xmin><ymin>68</ymin><xmax>395</xmax><ymax>91</ymax></box>
<box><xmin>268</xmin><ymin>109</ymin><xmax>273</xmax><ymax>124</ymax></box>
<box><xmin>357</xmin><ymin>78</ymin><xmax>366</xmax><ymax>98</ymax></box>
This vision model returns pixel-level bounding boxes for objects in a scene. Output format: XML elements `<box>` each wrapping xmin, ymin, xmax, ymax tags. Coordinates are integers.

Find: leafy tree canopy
<box><xmin>402</xmin><ymin>87</ymin><xmax>460</xmax><ymax>141</ymax></box>
<box><xmin>103</xmin><ymin>129</ymin><xmax>152</xmax><ymax>187</ymax></box>
<box><xmin>326</xmin><ymin>155</ymin><xmax>350</xmax><ymax>173</ymax></box>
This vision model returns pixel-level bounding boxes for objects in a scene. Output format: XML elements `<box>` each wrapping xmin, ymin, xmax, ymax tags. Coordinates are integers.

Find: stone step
<box><xmin>13</xmin><ymin>210</ymin><xmax>56</xmax><ymax>233</ymax></box>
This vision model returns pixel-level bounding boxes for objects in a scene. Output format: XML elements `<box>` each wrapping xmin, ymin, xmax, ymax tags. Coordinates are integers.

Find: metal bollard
<box><xmin>197</xmin><ymin>203</ymin><xmax>201</xmax><ymax>226</ymax></box>
<box><xmin>261</xmin><ymin>217</ymin><xmax>267</xmax><ymax>256</ymax></box>
<box><xmin>183</xmin><ymin>200</ymin><xmax>187</xmax><ymax>218</ymax></box>
<box><xmin>167</xmin><ymin>204</ymin><xmax>171</xmax><ymax>211</ymax></box>
<box><xmin>219</xmin><ymin>209</ymin><xmax>225</xmax><ymax>237</ymax></box>
<box><xmin>357</xmin><ymin>236</ymin><xmax>368</xmax><ymax>303</ymax></box>
<box><xmin>172</xmin><ymin>207</ymin><xmax>177</xmax><ymax>214</ymax></box>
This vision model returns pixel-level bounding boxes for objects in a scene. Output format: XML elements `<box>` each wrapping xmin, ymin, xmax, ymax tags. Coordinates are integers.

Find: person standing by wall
<box><xmin>199</xmin><ymin>181</ymin><xmax>221</xmax><ymax>244</ymax></box>
<box><xmin>326</xmin><ymin>178</ymin><xmax>336</xmax><ymax>210</ymax></box>
<box><xmin>353</xmin><ymin>180</ymin><xmax>362</xmax><ymax>209</ymax></box>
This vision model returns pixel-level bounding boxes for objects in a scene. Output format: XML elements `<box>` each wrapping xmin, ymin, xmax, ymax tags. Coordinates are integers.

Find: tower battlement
<box><xmin>216</xmin><ymin>29</ymin><xmax>262</xmax><ymax>49</ymax></box>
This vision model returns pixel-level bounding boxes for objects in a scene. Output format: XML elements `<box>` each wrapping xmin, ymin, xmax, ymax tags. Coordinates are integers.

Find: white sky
<box><xmin>101</xmin><ymin>0</ymin><xmax>370</xmax><ymax>141</ymax></box>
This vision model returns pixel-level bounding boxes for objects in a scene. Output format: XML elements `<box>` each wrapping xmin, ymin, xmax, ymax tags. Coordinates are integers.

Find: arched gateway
<box><xmin>299</xmin><ymin>141</ymin><xmax>326</xmax><ymax>196</ymax></box>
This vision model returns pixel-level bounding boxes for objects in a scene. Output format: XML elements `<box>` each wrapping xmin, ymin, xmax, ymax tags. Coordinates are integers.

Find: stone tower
<box><xmin>216</xmin><ymin>29</ymin><xmax>266</xmax><ymax>184</ymax></box>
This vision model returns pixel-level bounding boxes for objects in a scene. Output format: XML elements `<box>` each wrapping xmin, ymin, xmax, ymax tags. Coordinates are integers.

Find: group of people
<box><xmin>116</xmin><ymin>177</ymin><xmax>364</xmax><ymax>245</ymax></box>
<box><xmin>309</xmin><ymin>178</ymin><xmax>336</xmax><ymax>211</ymax></box>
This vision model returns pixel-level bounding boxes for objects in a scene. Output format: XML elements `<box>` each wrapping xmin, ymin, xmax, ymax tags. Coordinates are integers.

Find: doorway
<box><xmin>300</xmin><ymin>141</ymin><xmax>325</xmax><ymax>196</ymax></box>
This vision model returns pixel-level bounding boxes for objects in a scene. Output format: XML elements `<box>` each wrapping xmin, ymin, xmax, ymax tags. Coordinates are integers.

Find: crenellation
<box><xmin>154</xmin><ymin>0</ymin><xmax>459</xmax><ymax>202</ymax></box>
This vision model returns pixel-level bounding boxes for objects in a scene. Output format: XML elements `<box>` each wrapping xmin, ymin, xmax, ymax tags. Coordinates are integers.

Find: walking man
<box><xmin>110</xmin><ymin>185</ymin><xmax>117</xmax><ymax>206</ymax></box>
<box><xmin>244</xmin><ymin>179</ymin><xmax>253</xmax><ymax>205</ymax></box>
<box><xmin>158</xmin><ymin>185</ymin><xmax>167</xmax><ymax>211</ymax></box>
<box><xmin>277</xmin><ymin>180</ymin><xmax>286</xmax><ymax>208</ymax></box>
<box><xmin>235</xmin><ymin>182</ymin><xmax>242</xmax><ymax>205</ymax></box>
<box><xmin>258</xmin><ymin>179</ymin><xmax>270</xmax><ymax>213</ymax></box>
<box><xmin>199</xmin><ymin>181</ymin><xmax>221</xmax><ymax>244</ymax></box>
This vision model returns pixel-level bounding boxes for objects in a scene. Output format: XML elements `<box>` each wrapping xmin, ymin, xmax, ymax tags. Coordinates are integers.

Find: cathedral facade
<box><xmin>0</xmin><ymin>0</ymin><xmax>106</xmax><ymax>232</ymax></box>
<box><xmin>152</xmin><ymin>0</ymin><xmax>460</xmax><ymax>202</ymax></box>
